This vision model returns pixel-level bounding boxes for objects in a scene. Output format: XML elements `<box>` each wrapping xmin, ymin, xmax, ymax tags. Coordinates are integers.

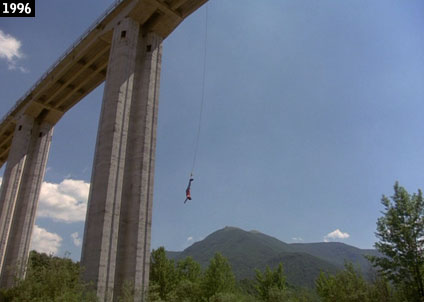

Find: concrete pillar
<box><xmin>0</xmin><ymin>115</ymin><xmax>53</xmax><ymax>288</ymax></box>
<box><xmin>81</xmin><ymin>17</ymin><xmax>162</xmax><ymax>302</ymax></box>
<box><xmin>114</xmin><ymin>29</ymin><xmax>162</xmax><ymax>302</ymax></box>
<box><xmin>0</xmin><ymin>115</ymin><xmax>34</xmax><ymax>273</ymax></box>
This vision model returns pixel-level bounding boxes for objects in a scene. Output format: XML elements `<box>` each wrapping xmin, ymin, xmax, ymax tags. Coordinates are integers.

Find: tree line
<box><xmin>0</xmin><ymin>182</ymin><xmax>423</xmax><ymax>301</ymax></box>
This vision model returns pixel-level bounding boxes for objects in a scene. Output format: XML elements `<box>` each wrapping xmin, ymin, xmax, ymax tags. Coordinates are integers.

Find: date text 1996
<box><xmin>0</xmin><ymin>0</ymin><xmax>35</xmax><ymax>17</ymax></box>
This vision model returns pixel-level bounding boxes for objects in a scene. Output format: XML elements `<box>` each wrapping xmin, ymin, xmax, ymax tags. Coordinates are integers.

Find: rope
<box><xmin>190</xmin><ymin>3</ymin><xmax>209</xmax><ymax>177</ymax></box>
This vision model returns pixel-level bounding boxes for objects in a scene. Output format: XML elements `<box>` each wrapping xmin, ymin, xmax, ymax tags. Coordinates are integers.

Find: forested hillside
<box><xmin>167</xmin><ymin>226</ymin><xmax>376</xmax><ymax>287</ymax></box>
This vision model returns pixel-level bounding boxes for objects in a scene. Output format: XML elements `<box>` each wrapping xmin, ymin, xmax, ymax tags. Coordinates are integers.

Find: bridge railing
<box><xmin>0</xmin><ymin>0</ymin><xmax>126</xmax><ymax>126</ymax></box>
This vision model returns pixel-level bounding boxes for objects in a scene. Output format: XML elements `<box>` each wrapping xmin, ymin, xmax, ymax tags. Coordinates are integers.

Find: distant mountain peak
<box><xmin>222</xmin><ymin>226</ymin><xmax>242</xmax><ymax>231</ymax></box>
<box><xmin>249</xmin><ymin>229</ymin><xmax>262</xmax><ymax>234</ymax></box>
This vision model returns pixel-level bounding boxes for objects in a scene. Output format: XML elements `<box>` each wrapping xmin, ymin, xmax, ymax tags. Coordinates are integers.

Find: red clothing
<box><xmin>186</xmin><ymin>188</ymin><xmax>192</xmax><ymax>200</ymax></box>
<box><xmin>184</xmin><ymin>178</ymin><xmax>194</xmax><ymax>203</ymax></box>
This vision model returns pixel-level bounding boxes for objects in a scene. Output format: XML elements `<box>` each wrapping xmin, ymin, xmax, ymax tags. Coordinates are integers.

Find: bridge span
<box><xmin>0</xmin><ymin>0</ymin><xmax>205</xmax><ymax>168</ymax></box>
<box><xmin>0</xmin><ymin>0</ymin><xmax>207</xmax><ymax>300</ymax></box>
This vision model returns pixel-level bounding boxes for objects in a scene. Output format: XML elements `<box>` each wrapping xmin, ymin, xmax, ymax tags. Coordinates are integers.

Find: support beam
<box><xmin>81</xmin><ymin>17</ymin><xmax>162</xmax><ymax>302</ymax></box>
<box><xmin>0</xmin><ymin>115</ymin><xmax>53</xmax><ymax>288</ymax></box>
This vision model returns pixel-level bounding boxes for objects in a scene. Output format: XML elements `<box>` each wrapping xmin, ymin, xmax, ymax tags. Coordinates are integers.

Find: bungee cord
<box><xmin>185</xmin><ymin>4</ymin><xmax>209</xmax><ymax>203</ymax></box>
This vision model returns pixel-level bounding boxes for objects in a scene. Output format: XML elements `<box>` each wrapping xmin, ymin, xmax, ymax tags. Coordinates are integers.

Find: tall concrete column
<box><xmin>0</xmin><ymin>115</ymin><xmax>34</xmax><ymax>273</ymax></box>
<box><xmin>0</xmin><ymin>115</ymin><xmax>53</xmax><ymax>288</ymax></box>
<box><xmin>81</xmin><ymin>17</ymin><xmax>162</xmax><ymax>302</ymax></box>
<box><xmin>114</xmin><ymin>29</ymin><xmax>162</xmax><ymax>302</ymax></box>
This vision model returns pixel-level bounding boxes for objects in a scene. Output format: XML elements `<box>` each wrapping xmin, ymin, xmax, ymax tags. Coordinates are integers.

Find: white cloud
<box><xmin>70</xmin><ymin>232</ymin><xmax>81</xmax><ymax>247</ymax></box>
<box><xmin>0</xmin><ymin>30</ymin><xmax>22</xmax><ymax>60</ymax></box>
<box><xmin>0</xmin><ymin>177</ymin><xmax>88</xmax><ymax>222</ymax></box>
<box><xmin>30</xmin><ymin>225</ymin><xmax>62</xmax><ymax>255</ymax></box>
<box><xmin>292</xmin><ymin>237</ymin><xmax>304</xmax><ymax>242</ymax></box>
<box><xmin>324</xmin><ymin>229</ymin><xmax>350</xmax><ymax>242</ymax></box>
<box><xmin>187</xmin><ymin>236</ymin><xmax>193</xmax><ymax>242</ymax></box>
<box><xmin>37</xmin><ymin>179</ymin><xmax>90</xmax><ymax>223</ymax></box>
<box><xmin>0</xmin><ymin>29</ymin><xmax>27</xmax><ymax>72</ymax></box>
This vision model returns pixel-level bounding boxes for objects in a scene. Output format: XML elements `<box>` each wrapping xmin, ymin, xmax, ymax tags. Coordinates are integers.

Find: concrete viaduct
<box><xmin>0</xmin><ymin>0</ymin><xmax>207</xmax><ymax>300</ymax></box>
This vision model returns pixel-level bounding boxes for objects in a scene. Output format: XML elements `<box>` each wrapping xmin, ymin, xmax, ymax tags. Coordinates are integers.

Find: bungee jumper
<box><xmin>184</xmin><ymin>4</ymin><xmax>208</xmax><ymax>205</ymax></box>
<box><xmin>184</xmin><ymin>176</ymin><xmax>194</xmax><ymax>203</ymax></box>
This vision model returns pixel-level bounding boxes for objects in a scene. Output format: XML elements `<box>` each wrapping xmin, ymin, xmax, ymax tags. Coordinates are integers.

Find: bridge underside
<box><xmin>0</xmin><ymin>0</ymin><xmax>207</xmax><ymax>301</ymax></box>
<box><xmin>0</xmin><ymin>0</ymin><xmax>207</xmax><ymax>168</ymax></box>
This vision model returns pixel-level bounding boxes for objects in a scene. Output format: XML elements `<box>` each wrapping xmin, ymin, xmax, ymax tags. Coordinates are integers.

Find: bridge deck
<box><xmin>0</xmin><ymin>0</ymin><xmax>206</xmax><ymax>168</ymax></box>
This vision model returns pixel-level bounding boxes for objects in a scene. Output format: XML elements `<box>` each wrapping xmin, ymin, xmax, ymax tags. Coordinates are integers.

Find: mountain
<box><xmin>166</xmin><ymin>226</ymin><xmax>378</xmax><ymax>288</ymax></box>
<box><xmin>264</xmin><ymin>251</ymin><xmax>339</xmax><ymax>287</ymax></box>
<box><xmin>290</xmin><ymin>242</ymin><xmax>379</xmax><ymax>276</ymax></box>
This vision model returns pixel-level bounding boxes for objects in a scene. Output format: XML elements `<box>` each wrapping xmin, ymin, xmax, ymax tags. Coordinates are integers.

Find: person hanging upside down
<box><xmin>184</xmin><ymin>177</ymin><xmax>194</xmax><ymax>203</ymax></box>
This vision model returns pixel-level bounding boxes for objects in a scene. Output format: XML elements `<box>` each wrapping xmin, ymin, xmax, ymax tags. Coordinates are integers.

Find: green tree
<box><xmin>254</xmin><ymin>263</ymin><xmax>286</xmax><ymax>301</ymax></box>
<box><xmin>316</xmin><ymin>263</ymin><xmax>370</xmax><ymax>302</ymax></box>
<box><xmin>369</xmin><ymin>182</ymin><xmax>424</xmax><ymax>301</ymax></box>
<box><xmin>316</xmin><ymin>263</ymin><xmax>400</xmax><ymax>302</ymax></box>
<box><xmin>201</xmin><ymin>253</ymin><xmax>236</xmax><ymax>301</ymax></box>
<box><xmin>0</xmin><ymin>251</ymin><xmax>97</xmax><ymax>302</ymax></box>
<box><xmin>367</xmin><ymin>274</ymin><xmax>398</xmax><ymax>302</ymax></box>
<box><xmin>177</xmin><ymin>257</ymin><xmax>202</xmax><ymax>282</ymax></box>
<box><xmin>149</xmin><ymin>247</ymin><xmax>179</xmax><ymax>301</ymax></box>
<box><xmin>174</xmin><ymin>257</ymin><xmax>202</xmax><ymax>302</ymax></box>
<box><xmin>208</xmin><ymin>292</ymin><xmax>247</xmax><ymax>302</ymax></box>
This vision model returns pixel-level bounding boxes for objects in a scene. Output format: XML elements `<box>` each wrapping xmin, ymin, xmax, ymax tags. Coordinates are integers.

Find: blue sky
<box><xmin>0</xmin><ymin>0</ymin><xmax>423</xmax><ymax>261</ymax></box>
